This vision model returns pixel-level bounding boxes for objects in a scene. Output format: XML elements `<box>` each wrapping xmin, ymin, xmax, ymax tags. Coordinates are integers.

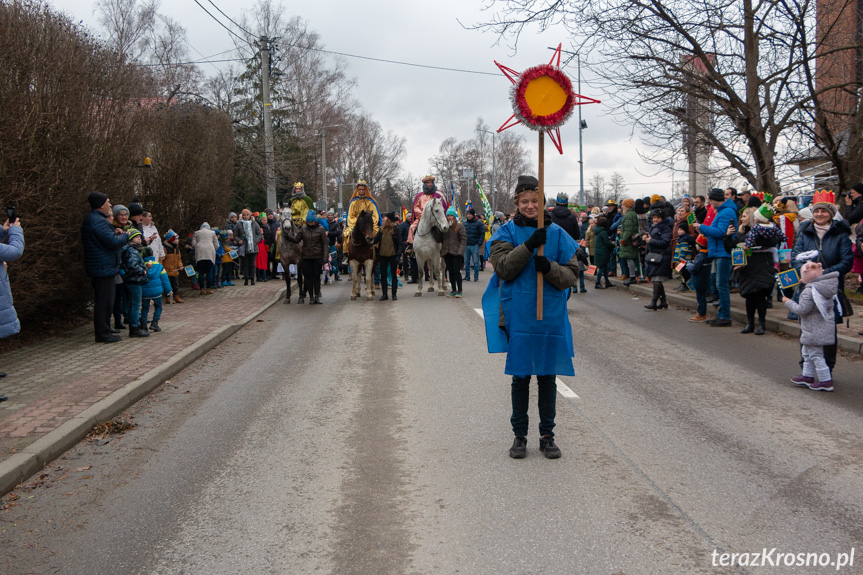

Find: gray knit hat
<box><xmin>112</xmin><ymin>204</ymin><xmax>128</xmax><ymax>217</ymax></box>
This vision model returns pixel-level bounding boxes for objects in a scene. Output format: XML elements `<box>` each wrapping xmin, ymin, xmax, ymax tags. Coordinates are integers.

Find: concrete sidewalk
<box><xmin>585</xmin><ymin>271</ymin><xmax>863</xmax><ymax>356</ymax></box>
<box><xmin>0</xmin><ymin>280</ymin><xmax>286</xmax><ymax>495</ymax></box>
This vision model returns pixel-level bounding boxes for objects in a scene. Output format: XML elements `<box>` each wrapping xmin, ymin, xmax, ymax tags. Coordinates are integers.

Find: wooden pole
<box><xmin>537</xmin><ymin>131</ymin><xmax>545</xmax><ymax>321</ymax></box>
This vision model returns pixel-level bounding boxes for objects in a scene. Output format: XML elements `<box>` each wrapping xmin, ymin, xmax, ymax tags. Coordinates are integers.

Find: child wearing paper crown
<box><xmin>782</xmin><ymin>260</ymin><xmax>839</xmax><ymax>391</ymax></box>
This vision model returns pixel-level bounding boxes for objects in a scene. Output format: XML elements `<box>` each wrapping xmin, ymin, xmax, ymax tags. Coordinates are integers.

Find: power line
<box><xmin>206</xmin><ymin>0</ymin><xmax>255</xmax><ymax>39</ymax></box>
<box><xmin>284</xmin><ymin>42</ymin><xmax>501</xmax><ymax>77</ymax></box>
<box><xmin>135</xmin><ymin>57</ymin><xmax>247</xmax><ymax>67</ymax></box>
<box><xmin>190</xmin><ymin>0</ymin><xmax>251</xmax><ymax>48</ymax></box>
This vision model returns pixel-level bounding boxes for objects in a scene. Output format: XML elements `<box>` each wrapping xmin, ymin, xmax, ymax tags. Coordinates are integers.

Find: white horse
<box><xmin>412</xmin><ymin>196</ymin><xmax>450</xmax><ymax>296</ymax></box>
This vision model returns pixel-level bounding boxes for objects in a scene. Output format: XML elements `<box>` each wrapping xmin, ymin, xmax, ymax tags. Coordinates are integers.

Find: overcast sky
<box><xmin>48</xmin><ymin>0</ymin><xmax>681</xmax><ymax>201</ymax></box>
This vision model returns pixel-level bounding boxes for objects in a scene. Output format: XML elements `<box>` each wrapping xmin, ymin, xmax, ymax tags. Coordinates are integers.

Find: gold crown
<box><xmin>293</xmin><ymin>182</ymin><xmax>304</xmax><ymax>188</ymax></box>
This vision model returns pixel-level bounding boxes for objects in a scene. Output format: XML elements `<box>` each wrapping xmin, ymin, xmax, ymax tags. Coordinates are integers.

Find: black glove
<box><xmin>534</xmin><ymin>255</ymin><xmax>551</xmax><ymax>274</ymax></box>
<box><xmin>523</xmin><ymin>227</ymin><xmax>547</xmax><ymax>251</ymax></box>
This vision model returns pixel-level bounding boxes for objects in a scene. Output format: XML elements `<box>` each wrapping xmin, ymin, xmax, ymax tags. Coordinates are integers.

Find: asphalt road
<box><xmin>2</xmin><ymin>278</ymin><xmax>862</xmax><ymax>574</ymax></box>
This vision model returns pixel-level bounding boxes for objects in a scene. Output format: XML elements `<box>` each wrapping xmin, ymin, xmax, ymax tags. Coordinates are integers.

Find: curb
<box><xmin>0</xmin><ymin>287</ymin><xmax>286</xmax><ymax>497</ymax></box>
<box><xmin>609</xmin><ymin>280</ymin><xmax>863</xmax><ymax>356</ymax></box>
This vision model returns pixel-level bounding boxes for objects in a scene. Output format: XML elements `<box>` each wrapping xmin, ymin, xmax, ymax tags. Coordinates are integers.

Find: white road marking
<box><xmin>476</xmin><ymin>307</ymin><xmax>580</xmax><ymax>400</ymax></box>
<box><xmin>556</xmin><ymin>378</ymin><xmax>580</xmax><ymax>399</ymax></box>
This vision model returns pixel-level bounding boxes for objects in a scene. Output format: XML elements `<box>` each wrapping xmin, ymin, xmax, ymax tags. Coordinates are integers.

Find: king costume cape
<box><xmin>482</xmin><ymin>219</ymin><xmax>579</xmax><ymax>376</ymax></box>
<box><xmin>290</xmin><ymin>192</ymin><xmax>316</xmax><ymax>226</ymax></box>
<box><xmin>344</xmin><ymin>193</ymin><xmax>382</xmax><ymax>240</ymax></box>
<box><xmin>408</xmin><ymin>188</ymin><xmax>450</xmax><ymax>243</ymax></box>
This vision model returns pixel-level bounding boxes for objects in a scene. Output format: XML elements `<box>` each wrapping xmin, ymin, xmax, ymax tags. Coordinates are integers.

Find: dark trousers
<box><xmin>221</xmin><ymin>261</ymin><xmax>234</xmax><ymax>282</ymax></box>
<box><xmin>744</xmin><ymin>288</ymin><xmax>772</xmax><ymax>323</ymax></box>
<box><xmin>112</xmin><ymin>282</ymin><xmax>127</xmax><ymax>324</ymax></box>
<box><xmin>444</xmin><ymin>254</ymin><xmax>463</xmax><ymax>293</ymax></box>
<box><xmin>197</xmin><ymin>260</ymin><xmax>214</xmax><ymax>290</ymax></box>
<box><xmin>240</xmin><ymin>253</ymin><xmax>255</xmax><ymax>279</ymax></box>
<box><xmin>379</xmin><ymin>255</ymin><xmax>398</xmax><ymax>295</ymax></box>
<box><xmin>511</xmin><ymin>375</ymin><xmax>557</xmax><ymax>438</ymax></box>
<box><xmin>168</xmin><ymin>275</ymin><xmax>180</xmax><ymax>294</ymax></box>
<box><xmin>92</xmin><ymin>276</ymin><xmax>116</xmax><ymax>340</ymax></box>
<box><xmin>595</xmin><ymin>262</ymin><xmax>611</xmax><ymax>286</ymax></box>
<box><xmin>301</xmin><ymin>258</ymin><xmax>323</xmax><ymax>298</ymax></box>
<box><xmin>267</xmin><ymin>247</ymin><xmax>276</xmax><ymax>276</ymax></box>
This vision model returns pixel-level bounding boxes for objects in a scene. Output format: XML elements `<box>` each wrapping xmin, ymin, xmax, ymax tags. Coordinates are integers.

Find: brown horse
<box><xmin>347</xmin><ymin>210</ymin><xmax>376</xmax><ymax>301</ymax></box>
<box><xmin>276</xmin><ymin>208</ymin><xmax>303</xmax><ymax>303</ymax></box>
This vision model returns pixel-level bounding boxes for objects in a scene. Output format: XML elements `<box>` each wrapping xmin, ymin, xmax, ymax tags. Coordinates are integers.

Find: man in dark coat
<box><xmin>549</xmin><ymin>192</ymin><xmax>580</xmax><ymax>241</ymax></box>
<box><xmin>844</xmin><ymin>183</ymin><xmax>863</xmax><ymax>225</ymax></box>
<box><xmin>693</xmin><ymin>195</ymin><xmax>708</xmax><ymax>223</ymax></box>
<box><xmin>396</xmin><ymin>215</ymin><xmax>416</xmax><ymax>283</ymax></box>
<box><xmin>462</xmin><ymin>209</ymin><xmax>486</xmax><ymax>282</ymax></box>
<box><xmin>81</xmin><ymin>192</ymin><xmax>130</xmax><ymax>343</ymax></box>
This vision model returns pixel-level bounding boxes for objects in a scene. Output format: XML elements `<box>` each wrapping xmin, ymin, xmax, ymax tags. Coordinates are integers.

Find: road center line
<box><xmin>476</xmin><ymin>308</ymin><xmax>580</xmax><ymax>400</ymax></box>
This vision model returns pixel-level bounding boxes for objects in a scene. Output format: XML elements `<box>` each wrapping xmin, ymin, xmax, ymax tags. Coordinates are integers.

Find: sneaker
<box><xmin>509</xmin><ymin>436</ymin><xmax>527</xmax><ymax>459</ymax></box>
<box><xmin>807</xmin><ymin>380</ymin><xmax>834</xmax><ymax>392</ymax></box>
<box><xmin>579</xmin><ymin>288</ymin><xmax>587</xmax><ymax>293</ymax></box>
<box><xmin>790</xmin><ymin>374</ymin><xmax>814</xmax><ymax>387</ymax></box>
<box><xmin>708</xmin><ymin>318</ymin><xmax>732</xmax><ymax>327</ymax></box>
<box><xmin>539</xmin><ymin>435</ymin><xmax>561</xmax><ymax>459</ymax></box>
<box><xmin>447</xmin><ymin>291</ymin><xmax>456</xmax><ymax>297</ymax></box>
<box><xmin>688</xmin><ymin>314</ymin><xmax>707</xmax><ymax>323</ymax></box>
<box><xmin>455</xmin><ymin>292</ymin><xmax>463</xmax><ymax>298</ymax></box>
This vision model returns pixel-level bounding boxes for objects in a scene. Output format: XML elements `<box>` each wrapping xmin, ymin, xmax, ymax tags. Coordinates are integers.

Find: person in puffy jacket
<box><xmin>120</xmin><ymin>229</ymin><xmax>150</xmax><ymax>338</ymax></box>
<box><xmin>642</xmin><ymin>209</ymin><xmax>674</xmax><ymax>310</ymax></box>
<box><xmin>441</xmin><ymin>207</ymin><xmax>467</xmax><ymax>297</ymax></box>
<box><xmin>140</xmin><ymin>255</ymin><xmax>172</xmax><ymax>332</ymax></box>
<box><xmin>0</xmin><ymin>216</ymin><xmax>24</xmax><ymax>402</ymax></box>
<box><xmin>299</xmin><ymin>210</ymin><xmax>328</xmax><ymax>304</ymax></box>
<box><xmin>81</xmin><ymin>192</ymin><xmax>130</xmax><ymax>343</ymax></box>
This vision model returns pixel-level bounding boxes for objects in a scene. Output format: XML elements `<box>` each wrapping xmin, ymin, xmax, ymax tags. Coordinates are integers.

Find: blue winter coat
<box><xmin>482</xmin><ymin>220</ymin><xmax>579</xmax><ymax>376</ymax></box>
<box><xmin>81</xmin><ymin>209</ymin><xmax>129</xmax><ymax>278</ymax></box>
<box><xmin>0</xmin><ymin>227</ymin><xmax>24</xmax><ymax>339</ymax></box>
<box><xmin>463</xmin><ymin>217</ymin><xmax>486</xmax><ymax>246</ymax></box>
<box><xmin>141</xmin><ymin>257</ymin><xmax>172</xmax><ymax>299</ymax></box>
<box><xmin>699</xmin><ymin>199</ymin><xmax>738</xmax><ymax>258</ymax></box>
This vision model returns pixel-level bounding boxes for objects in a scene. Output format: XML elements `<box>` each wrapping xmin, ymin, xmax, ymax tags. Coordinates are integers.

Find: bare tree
<box><xmin>336</xmin><ymin>111</ymin><xmax>406</xmax><ymax>208</ymax></box>
<box><xmin>607</xmin><ymin>172</ymin><xmax>628</xmax><ymax>203</ymax></box>
<box><xmin>588</xmin><ymin>172</ymin><xmax>606</xmax><ymax>207</ymax></box>
<box><xmin>94</xmin><ymin>0</ymin><xmax>156</xmax><ymax>61</ymax></box>
<box><xmin>480</xmin><ymin>0</ymin><xmax>863</xmax><ymax>196</ymax></box>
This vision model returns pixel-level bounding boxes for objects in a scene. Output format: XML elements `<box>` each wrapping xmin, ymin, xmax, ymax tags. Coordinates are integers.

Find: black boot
<box><xmin>644</xmin><ymin>283</ymin><xmax>659</xmax><ymax>310</ymax></box>
<box><xmin>392</xmin><ymin>289</ymin><xmax>397</xmax><ymax>301</ymax></box>
<box><xmin>657</xmin><ymin>283</ymin><xmax>668</xmax><ymax>309</ymax></box>
<box><xmin>754</xmin><ymin>320</ymin><xmax>766</xmax><ymax>335</ymax></box>
<box><xmin>740</xmin><ymin>320</ymin><xmax>755</xmax><ymax>334</ymax></box>
<box><xmin>380</xmin><ymin>293</ymin><xmax>389</xmax><ymax>301</ymax></box>
<box><xmin>149</xmin><ymin>320</ymin><xmax>161</xmax><ymax>332</ymax></box>
<box><xmin>129</xmin><ymin>324</ymin><xmax>149</xmax><ymax>338</ymax></box>
<box><xmin>114</xmin><ymin>318</ymin><xmax>126</xmax><ymax>330</ymax></box>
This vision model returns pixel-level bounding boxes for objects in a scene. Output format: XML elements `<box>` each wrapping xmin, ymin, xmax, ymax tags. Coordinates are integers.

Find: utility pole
<box><xmin>321</xmin><ymin>129</ymin><xmax>327</xmax><ymax>211</ymax></box>
<box><xmin>578</xmin><ymin>54</ymin><xmax>585</xmax><ymax>206</ymax></box>
<box><xmin>479</xmin><ymin>129</ymin><xmax>496</xmax><ymax>213</ymax></box>
<box><xmin>260</xmin><ymin>36</ymin><xmax>276</xmax><ymax>211</ymax></box>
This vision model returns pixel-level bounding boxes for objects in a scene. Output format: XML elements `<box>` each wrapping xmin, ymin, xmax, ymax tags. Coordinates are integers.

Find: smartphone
<box><xmin>6</xmin><ymin>206</ymin><xmax>16</xmax><ymax>223</ymax></box>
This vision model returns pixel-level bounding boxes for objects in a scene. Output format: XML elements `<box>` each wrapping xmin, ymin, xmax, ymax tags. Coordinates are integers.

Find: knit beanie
<box><xmin>708</xmin><ymin>188</ymin><xmax>725</xmax><ymax>202</ymax></box>
<box><xmin>127</xmin><ymin>228</ymin><xmax>142</xmax><ymax>241</ymax></box>
<box><xmin>88</xmin><ymin>191</ymin><xmax>109</xmax><ymax>210</ymax></box>
<box><xmin>112</xmin><ymin>204</ymin><xmax>128</xmax><ymax>218</ymax></box>
<box><xmin>514</xmin><ymin>175</ymin><xmax>539</xmax><ymax>197</ymax></box>
<box><xmin>128</xmin><ymin>203</ymin><xmax>144</xmax><ymax>217</ymax></box>
<box><xmin>446</xmin><ymin>206</ymin><xmax>458</xmax><ymax>217</ymax></box>
<box><xmin>306</xmin><ymin>210</ymin><xmax>317</xmax><ymax>223</ymax></box>
<box><xmin>621</xmin><ymin>198</ymin><xmax>635</xmax><ymax>209</ymax></box>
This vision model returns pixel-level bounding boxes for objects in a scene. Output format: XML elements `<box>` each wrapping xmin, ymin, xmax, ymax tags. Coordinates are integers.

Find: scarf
<box><xmin>814</xmin><ymin>222</ymin><xmax>831</xmax><ymax>240</ymax></box>
<box><xmin>513</xmin><ymin>211</ymin><xmax>552</xmax><ymax>228</ymax></box>
<box><xmin>242</xmin><ymin>219</ymin><xmax>253</xmax><ymax>240</ymax></box>
<box><xmin>292</xmin><ymin>190</ymin><xmax>306</xmax><ymax>201</ymax></box>
<box><xmin>423</xmin><ymin>183</ymin><xmax>437</xmax><ymax>195</ymax></box>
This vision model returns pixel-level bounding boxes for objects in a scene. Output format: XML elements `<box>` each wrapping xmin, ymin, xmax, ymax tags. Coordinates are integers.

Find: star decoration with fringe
<box><xmin>495</xmin><ymin>44</ymin><xmax>601</xmax><ymax>154</ymax></box>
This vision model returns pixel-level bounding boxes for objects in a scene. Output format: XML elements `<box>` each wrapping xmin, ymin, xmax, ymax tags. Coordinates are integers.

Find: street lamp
<box><xmin>577</xmin><ymin>54</ymin><xmax>587</xmax><ymax>206</ymax></box>
<box><xmin>478</xmin><ymin>128</ymin><xmax>496</xmax><ymax>213</ymax></box>
<box><xmin>318</xmin><ymin>124</ymin><xmax>340</xmax><ymax>211</ymax></box>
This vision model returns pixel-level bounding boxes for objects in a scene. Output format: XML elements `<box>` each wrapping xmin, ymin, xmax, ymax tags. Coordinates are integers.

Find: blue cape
<box><xmin>482</xmin><ymin>221</ymin><xmax>578</xmax><ymax>376</ymax></box>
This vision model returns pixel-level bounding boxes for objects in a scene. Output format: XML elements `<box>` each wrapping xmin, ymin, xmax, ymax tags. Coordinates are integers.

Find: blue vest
<box><xmin>482</xmin><ymin>221</ymin><xmax>578</xmax><ymax>376</ymax></box>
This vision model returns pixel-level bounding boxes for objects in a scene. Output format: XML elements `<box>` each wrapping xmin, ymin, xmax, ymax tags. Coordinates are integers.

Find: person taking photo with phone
<box><xmin>0</xmin><ymin>208</ymin><xmax>25</xmax><ymax>401</ymax></box>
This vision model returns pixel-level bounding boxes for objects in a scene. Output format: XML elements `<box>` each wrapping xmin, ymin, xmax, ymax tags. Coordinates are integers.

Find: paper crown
<box><xmin>355</xmin><ymin>179</ymin><xmax>368</xmax><ymax>187</ymax></box>
<box><xmin>293</xmin><ymin>182</ymin><xmax>304</xmax><ymax>188</ymax></box>
<box><xmin>751</xmin><ymin>192</ymin><xmax>774</xmax><ymax>204</ymax></box>
<box><xmin>812</xmin><ymin>190</ymin><xmax>835</xmax><ymax>204</ymax></box>
<box><xmin>755</xmin><ymin>203</ymin><xmax>775</xmax><ymax>221</ymax></box>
